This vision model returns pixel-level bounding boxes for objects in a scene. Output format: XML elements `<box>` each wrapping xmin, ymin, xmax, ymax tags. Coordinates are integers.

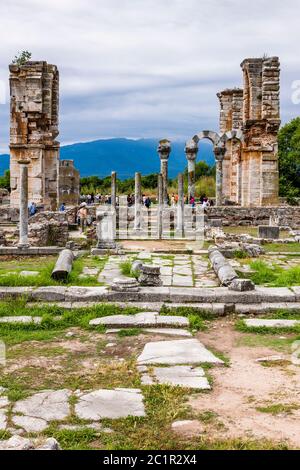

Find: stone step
<box><xmin>89</xmin><ymin>312</ymin><xmax>189</xmax><ymax>328</ymax></box>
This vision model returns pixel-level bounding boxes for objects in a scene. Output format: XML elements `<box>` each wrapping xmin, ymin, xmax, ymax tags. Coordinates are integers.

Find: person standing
<box><xmin>78</xmin><ymin>202</ymin><xmax>88</xmax><ymax>233</ymax></box>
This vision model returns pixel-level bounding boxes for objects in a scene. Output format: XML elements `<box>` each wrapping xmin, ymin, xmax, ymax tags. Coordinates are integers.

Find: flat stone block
<box><xmin>13</xmin><ymin>389</ymin><xmax>71</xmax><ymax>422</ymax></box>
<box><xmin>0</xmin><ymin>316</ymin><xmax>41</xmax><ymax>324</ymax></box>
<box><xmin>90</xmin><ymin>312</ymin><xmax>189</xmax><ymax>328</ymax></box>
<box><xmin>137</xmin><ymin>339</ymin><xmax>224</xmax><ymax>365</ymax></box>
<box><xmin>32</xmin><ymin>286</ymin><xmax>67</xmax><ymax>302</ymax></box>
<box><xmin>12</xmin><ymin>415</ymin><xmax>48</xmax><ymax>433</ymax></box>
<box><xmin>0</xmin><ymin>410</ymin><xmax>7</xmax><ymax>431</ymax></box>
<box><xmin>153</xmin><ymin>366</ymin><xmax>210</xmax><ymax>389</ymax></box>
<box><xmin>65</xmin><ymin>286</ymin><xmax>109</xmax><ymax>302</ymax></box>
<box><xmin>245</xmin><ymin>319</ymin><xmax>300</xmax><ymax>328</ymax></box>
<box><xmin>75</xmin><ymin>389</ymin><xmax>145</xmax><ymax>420</ymax></box>
<box><xmin>229</xmin><ymin>278</ymin><xmax>255</xmax><ymax>292</ymax></box>
<box><xmin>258</xmin><ymin>225</ymin><xmax>280</xmax><ymax>239</ymax></box>
<box><xmin>19</xmin><ymin>271</ymin><xmax>39</xmax><ymax>277</ymax></box>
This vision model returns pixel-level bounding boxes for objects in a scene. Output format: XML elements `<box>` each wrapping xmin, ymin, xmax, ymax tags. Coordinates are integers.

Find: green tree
<box><xmin>278</xmin><ymin>117</ymin><xmax>300</xmax><ymax>203</ymax></box>
<box><xmin>0</xmin><ymin>170</ymin><xmax>10</xmax><ymax>190</ymax></box>
<box><xmin>12</xmin><ymin>51</ymin><xmax>32</xmax><ymax>66</ymax></box>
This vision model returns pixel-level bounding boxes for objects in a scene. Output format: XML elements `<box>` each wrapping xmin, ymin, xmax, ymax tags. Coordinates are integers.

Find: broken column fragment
<box><xmin>51</xmin><ymin>249</ymin><xmax>74</xmax><ymax>281</ymax></box>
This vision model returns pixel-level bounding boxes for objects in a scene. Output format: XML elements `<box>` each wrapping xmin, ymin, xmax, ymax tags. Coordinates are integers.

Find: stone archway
<box><xmin>185</xmin><ymin>130</ymin><xmax>244</xmax><ymax>206</ymax></box>
<box><xmin>185</xmin><ymin>130</ymin><xmax>224</xmax><ymax>206</ymax></box>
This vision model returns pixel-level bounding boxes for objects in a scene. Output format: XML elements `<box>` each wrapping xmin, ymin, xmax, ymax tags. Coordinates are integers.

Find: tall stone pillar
<box><xmin>134</xmin><ymin>172</ymin><xmax>142</xmax><ymax>231</ymax></box>
<box><xmin>185</xmin><ymin>141</ymin><xmax>198</xmax><ymax>202</ymax></box>
<box><xmin>157</xmin><ymin>139</ymin><xmax>171</xmax><ymax>205</ymax></box>
<box><xmin>111</xmin><ymin>171</ymin><xmax>117</xmax><ymax>209</ymax></box>
<box><xmin>176</xmin><ymin>173</ymin><xmax>184</xmax><ymax>237</ymax></box>
<box><xmin>157</xmin><ymin>174</ymin><xmax>163</xmax><ymax>239</ymax></box>
<box><xmin>9</xmin><ymin>61</ymin><xmax>60</xmax><ymax>209</ymax></box>
<box><xmin>18</xmin><ymin>159</ymin><xmax>30</xmax><ymax>249</ymax></box>
<box><xmin>214</xmin><ymin>147</ymin><xmax>225</xmax><ymax>206</ymax></box>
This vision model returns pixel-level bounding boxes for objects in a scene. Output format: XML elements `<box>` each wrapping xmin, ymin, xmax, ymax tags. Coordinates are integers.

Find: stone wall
<box><xmin>9</xmin><ymin>61</ymin><xmax>60</xmax><ymax>210</ymax></box>
<box><xmin>59</xmin><ymin>160</ymin><xmax>80</xmax><ymax>206</ymax></box>
<box><xmin>216</xmin><ymin>56</ymin><xmax>280</xmax><ymax>207</ymax></box>
<box><xmin>28</xmin><ymin>212</ymin><xmax>69</xmax><ymax>247</ymax></box>
<box><xmin>206</xmin><ymin>206</ymin><xmax>300</xmax><ymax>229</ymax></box>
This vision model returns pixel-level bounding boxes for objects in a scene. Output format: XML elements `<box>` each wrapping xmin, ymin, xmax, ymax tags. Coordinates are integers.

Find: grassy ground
<box><xmin>264</xmin><ymin>243</ymin><xmax>300</xmax><ymax>253</ymax></box>
<box><xmin>0</xmin><ymin>302</ymin><xmax>292</xmax><ymax>450</ymax></box>
<box><xmin>239</xmin><ymin>259</ymin><xmax>300</xmax><ymax>287</ymax></box>
<box><xmin>0</xmin><ymin>255</ymin><xmax>107</xmax><ymax>287</ymax></box>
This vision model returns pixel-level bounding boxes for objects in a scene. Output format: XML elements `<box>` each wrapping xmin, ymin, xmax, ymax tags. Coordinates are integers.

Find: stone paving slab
<box><xmin>75</xmin><ymin>388</ymin><xmax>145</xmax><ymax>420</ymax></box>
<box><xmin>12</xmin><ymin>415</ymin><xmax>48</xmax><ymax>433</ymax></box>
<box><xmin>0</xmin><ymin>316</ymin><xmax>41</xmax><ymax>324</ymax></box>
<box><xmin>13</xmin><ymin>389</ymin><xmax>71</xmax><ymax>422</ymax></box>
<box><xmin>89</xmin><ymin>312</ymin><xmax>189</xmax><ymax>328</ymax></box>
<box><xmin>0</xmin><ymin>410</ymin><xmax>7</xmax><ymax>431</ymax></box>
<box><xmin>245</xmin><ymin>319</ymin><xmax>300</xmax><ymax>328</ymax></box>
<box><xmin>137</xmin><ymin>339</ymin><xmax>224</xmax><ymax>365</ymax></box>
<box><xmin>152</xmin><ymin>366</ymin><xmax>210</xmax><ymax>389</ymax></box>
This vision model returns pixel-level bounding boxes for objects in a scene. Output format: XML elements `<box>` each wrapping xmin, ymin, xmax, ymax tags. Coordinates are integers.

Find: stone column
<box><xmin>157</xmin><ymin>139</ymin><xmax>171</xmax><ymax>205</ymax></box>
<box><xmin>185</xmin><ymin>141</ymin><xmax>198</xmax><ymax>202</ymax></box>
<box><xmin>176</xmin><ymin>173</ymin><xmax>184</xmax><ymax>237</ymax></box>
<box><xmin>134</xmin><ymin>172</ymin><xmax>142</xmax><ymax>231</ymax></box>
<box><xmin>18</xmin><ymin>159</ymin><xmax>30</xmax><ymax>249</ymax></box>
<box><xmin>214</xmin><ymin>147</ymin><xmax>225</xmax><ymax>206</ymax></box>
<box><xmin>157</xmin><ymin>173</ymin><xmax>163</xmax><ymax>239</ymax></box>
<box><xmin>111</xmin><ymin>171</ymin><xmax>117</xmax><ymax>209</ymax></box>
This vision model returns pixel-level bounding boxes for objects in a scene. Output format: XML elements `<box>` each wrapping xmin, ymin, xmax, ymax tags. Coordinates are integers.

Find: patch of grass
<box><xmin>0</xmin><ymin>255</ymin><xmax>107</xmax><ymax>287</ymax></box>
<box><xmin>119</xmin><ymin>260</ymin><xmax>136</xmax><ymax>278</ymax></box>
<box><xmin>235</xmin><ymin>331</ymin><xmax>299</xmax><ymax>353</ymax></box>
<box><xmin>45</xmin><ymin>428</ymin><xmax>100</xmax><ymax>450</ymax></box>
<box><xmin>197</xmin><ymin>410</ymin><xmax>219</xmax><ymax>423</ymax></box>
<box><xmin>256</xmin><ymin>403</ymin><xmax>299</xmax><ymax>415</ymax></box>
<box><xmin>187</xmin><ymin>315</ymin><xmax>207</xmax><ymax>332</ymax></box>
<box><xmin>248</xmin><ymin>260</ymin><xmax>278</xmax><ymax>285</ymax></box>
<box><xmin>117</xmin><ymin>328</ymin><xmax>141</xmax><ymax>337</ymax></box>
<box><xmin>273</xmin><ymin>266</ymin><xmax>300</xmax><ymax>287</ymax></box>
<box><xmin>264</xmin><ymin>243</ymin><xmax>300</xmax><ymax>253</ymax></box>
<box><xmin>269</xmin><ymin>309</ymin><xmax>300</xmax><ymax>320</ymax></box>
<box><xmin>0</xmin><ymin>301</ymin><xmax>142</xmax><ymax>343</ymax></box>
<box><xmin>233</xmin><ymin>249</ymin><xmax>248</xmax><ymax>259</ymax></box>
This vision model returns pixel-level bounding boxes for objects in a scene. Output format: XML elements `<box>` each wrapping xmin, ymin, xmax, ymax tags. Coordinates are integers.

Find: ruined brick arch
<box><xmin>191</xmin><ymin>130</ymin><xmax>221</xmax><ymax>147</ymax></box>
<box><xmin>219</xmin><ymin>129</ymin><xmax>244</xmax><ymax>144</ymax></box>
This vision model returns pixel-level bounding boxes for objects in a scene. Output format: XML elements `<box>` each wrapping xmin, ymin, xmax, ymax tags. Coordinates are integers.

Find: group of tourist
<box><xmin>169</xmin><ymin>193</ymin><xmax>212</xmax><ymax>208</ymax></box>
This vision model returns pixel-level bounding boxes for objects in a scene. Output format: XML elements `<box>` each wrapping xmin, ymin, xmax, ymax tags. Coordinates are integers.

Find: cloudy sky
<box><xmin>0</xmin><ymin>0</ymin><xmax>299</xmax><ymax>152</ymax></box>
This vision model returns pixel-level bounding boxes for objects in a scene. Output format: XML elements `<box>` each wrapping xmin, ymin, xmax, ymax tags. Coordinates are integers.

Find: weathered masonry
<box><xmin>9</xmin><ymin>61</ymin><xmax>80</xmax><ymax>209</ymax></box>
<box><xmin>58</xmin><ymin>160</ymin><xmax>80</xmax><ymax>206</ymax></box>
<box><xmin>186</xmin><ymin>57</ymin><xmax>280</xmax><ymax>207</ymax></box>
<box><xmin>218</xmin><ymin>57</ymin><xmax>280</xmax><ymax>206</ymax></box>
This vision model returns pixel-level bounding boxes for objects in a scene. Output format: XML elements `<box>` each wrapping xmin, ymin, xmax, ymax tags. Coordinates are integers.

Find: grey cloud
<box><xmin>0</xmin><ymin>0</ymin><xmax>299</xmax><ymax>152</ymax></box>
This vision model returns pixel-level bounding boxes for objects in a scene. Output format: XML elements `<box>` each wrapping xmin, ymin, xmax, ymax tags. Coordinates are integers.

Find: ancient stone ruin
<box><xmin>186</xmin><ymin>56</ymin><xmax>280</xmax><ymax>207</ymax></box>
<box><xmin>9</xmin><ymin>61</ymin><xmax>79</xmax><ymax>210</ymax></box>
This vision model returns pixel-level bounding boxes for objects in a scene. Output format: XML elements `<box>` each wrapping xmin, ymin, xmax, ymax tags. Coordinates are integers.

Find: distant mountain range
<box><xmin>0</xmin><ymin>138</ymin><xmax>214</xmax><ymax>179</ymax></box>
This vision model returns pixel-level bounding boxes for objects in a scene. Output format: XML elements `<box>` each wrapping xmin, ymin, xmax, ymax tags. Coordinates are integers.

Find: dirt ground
<box><xmin>191</xmin><ymin>320</ymin><xmax>300</xmax><ymax>447</ymax></box>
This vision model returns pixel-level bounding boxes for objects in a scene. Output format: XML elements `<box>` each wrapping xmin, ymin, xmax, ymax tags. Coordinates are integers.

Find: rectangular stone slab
<box><xmin>245</xmin><ymin>319</ymin><xmax>300</xmax><ymax>328</ymax></box>
<box><xmin>153</xmin><ymin>366</ymin><xmax>210</xmax><ymax>389</ymax></box>
<box><xmin>90</xmin><ymin>312</ymin><xmax>189</xmax><ymax>328</ymax></box>
<box><xmin>137</xmin><ymin>339</ymin><xmax>224</xmax><ymax>365</ymax></box>
<box><xmin>75</xmin><ymin>389</ymin><xmax>145</xmax><ymax>420</ymax></box>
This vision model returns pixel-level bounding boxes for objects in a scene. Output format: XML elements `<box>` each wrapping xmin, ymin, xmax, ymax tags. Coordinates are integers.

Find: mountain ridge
<box><xmin>0</xmin><ymin>138</ymin><xmax>214</xmax><ymax>179</ymax></box>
